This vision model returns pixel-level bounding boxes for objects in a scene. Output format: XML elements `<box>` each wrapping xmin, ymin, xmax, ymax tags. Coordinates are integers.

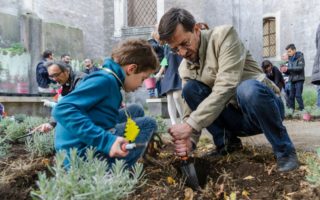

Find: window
<box><xmin>263</xmin><ymin>17</ymin><xmax>276</xmax><ymax>57</ymax></box>
<box><xmin>127</xmin><ymin>0</ymin><xmax>157</xmax><ymax>27</ymax></box>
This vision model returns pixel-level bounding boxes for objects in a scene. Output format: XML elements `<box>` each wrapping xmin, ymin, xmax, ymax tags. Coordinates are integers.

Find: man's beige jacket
<box><xmin>179</xmin><ymin>25</ymin><xmax>280</xmax><ymax>132</ymax></box>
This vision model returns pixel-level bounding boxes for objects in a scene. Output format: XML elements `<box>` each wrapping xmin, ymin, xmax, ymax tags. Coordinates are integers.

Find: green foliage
<box><xmin>0</xmin><ymin>117</ymin><xmax>15</xmax><ymax>134</ymax></box>
<box><xmin>14</xmin><ymin>114</ymin><xmax>27</xmax><ymax>123</ymax></box>
<box><xmin>0</xmin><ymin>135</ymin><xmax>11</xmax><ymax>158</ymax></box>
<box><xmin>0</xmin><ymin>43</ymin><xmax>26</xmax><ymax>55</ymax></box>
<box><xmin>5</xmin><ymin>121</ymin><xmax>28</xmax><ymax>141</ymax></box>
<box><xmin>22</xmin><ymin>116</ymin><xmax>48</xmax><ymax>131</ymax></box>
<box><xmin>31</xmin><ymin>148</ymin><xmax>145</xmax><ymax>200</ymax></box>
<box><xmin>25</xmin><ymin>131</ymin><xmax>54</xmax><ymax>157</ymax></box>
<box><xmin>306</xmin><ymin>148</ymin><xmax>320</xmax><ymax>186</ymax></box>
<box><xmin>302</xmin><ymin>86</ymin><xmax>317</xmax><ymax>107</ymax></box>
<box><xmin>155</xmin><ymin>116</ymin><xmax>168</xmax><ymax>134</ymax></box>
<box><xmin>310</xmin><ymin>107</ymin><xmax>320</xmax><ymax>117</ymax></box>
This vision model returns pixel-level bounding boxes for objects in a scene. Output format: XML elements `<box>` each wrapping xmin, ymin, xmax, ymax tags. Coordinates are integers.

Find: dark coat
<box><xmin>61</xmin><ymin>71</ymin><xmax>87</xmax><ymax>96</ymax></box>
<box><xmin>36</xmin><ymin>60</ymin><xmax>54</xmax><ymax>88</ymax></box>
<box><xmin>312</xmin><ymin>24</ymin><xmax>320</xmax><ymax>85</ymax></box>
<box><xmin>285</xmin><ymin>51</ymin><xmax>305</xmax><ymax>83</ymax></box>
<box><xmin>83</xmin><ymin>66</ymin><xmax>101</xmax><ymax>74</ymax></box>
<box><xmin>266</xmin><ymin>66</ymin><xmax>285</xmax><ymax>91</ymax></box>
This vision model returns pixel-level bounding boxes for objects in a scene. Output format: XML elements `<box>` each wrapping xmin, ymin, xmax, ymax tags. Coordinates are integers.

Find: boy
<box><xmin>52</xmin><ymin>39</ymin><xmax>159</xmax><ymax>167</ymax></box>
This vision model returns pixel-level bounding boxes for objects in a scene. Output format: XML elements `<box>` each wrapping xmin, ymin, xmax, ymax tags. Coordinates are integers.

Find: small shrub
<box><xmin>311</xmin><ymin>107</ymin><xmax>320</xmax><ymax>117</ymax></box>
<box><xmin>14</xmin><ymin>114</ymin><xmax>27</xmax><ymax>123</ymax></box>
<box><xmin>22</xmin><ymin>116</ymin><xmax>48</xmax><ymax>131</ymax></box>
<box><xmin>0</xmin><ymin>135</ymin><xmax>11</xmax><ymax>158</ymax></box>
<box><xmin>155</xmin><ymin>116</ymin><xmax>168</xmax><ymax>134</ymax></box>
<box><xmin>302</xmin><ymin>86</ymin><xmax>317</xmax><ymax>108</ymax></box>
<box><xmin>0</xmin><ymin>117</ymin><xmax>15</xmax><ymax>134</ymax></box>
<box><xmin>306</xmin><ymin>148</ymin><xmax>320</xmax><ymax>186</ymax></box>
<box><xmin>25</xmin><ymin>131</ymin><xmax>54</xmax><ymax>157</ymax></box>
<box><xmin>5</xmin><ymin>121</ymin><xmax>28</xmax><ymax>141</ymax></box>
<box><xmin>31</xmin><ymin>148</ymin><xmax>145</xmax><ymax>200</ymax></box>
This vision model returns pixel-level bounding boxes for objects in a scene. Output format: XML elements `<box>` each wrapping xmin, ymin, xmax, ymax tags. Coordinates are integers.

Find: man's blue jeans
<box><xmin>112</xmin><ymin>104</ymin><xmax>157</xmax><ymax>167</ymax></box>
<box><xmin>183</xmin><ymin>79</ymin><xmax>296</xmax><ymax>159</ymax></box>
<box><xmin>289</xmin><ymin>81</ymin><xmax>304</xmax><ymax>110</ymax></box>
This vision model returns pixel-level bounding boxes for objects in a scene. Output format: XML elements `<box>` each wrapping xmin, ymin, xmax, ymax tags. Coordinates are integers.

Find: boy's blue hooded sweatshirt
<box><xmin>52</xmin><ymin>58</ymin><xmax>125</xmax><ymax>163</ymax></box>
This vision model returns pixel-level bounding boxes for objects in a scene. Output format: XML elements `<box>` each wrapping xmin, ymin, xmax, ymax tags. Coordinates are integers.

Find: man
<box><xmin>311</xmin><ymin>24</ymin><xmax>320</xmax><ymax>107</ymax></box>
<box><xmin>83</xmin><ymin>58</ymin><xmax>100</xmax><ymax>74</ymax></box>
<box><xmin>61</xmin><ymin>53</ymin><xmax>71</xmax><ymax>65</ymax></box>
<box><xmin>36</xmin><ymin>50</ymin><xmax>55</xmax><ymax>93</ymax></box>
<box><xmin>158</xmin><ymin>8</ymin><xmax>298</xmax><ymax>172</ymax></box>
<box><xmin>261</xmin><ymin>60</ymin><xmax>285</xmax><ymax>91</ymax></box>
<box><xmin>281</xmin><ymin>44</ymin><xmax>305</xmax><ymax>111</ymax></box>
<box><xmin>36</xmin><ymin>61</ymin><xmax>87</xmax><ymax>132</ymax></box>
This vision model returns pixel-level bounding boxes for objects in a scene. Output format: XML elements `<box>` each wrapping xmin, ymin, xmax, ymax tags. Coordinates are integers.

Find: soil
<box><xmin>0</xmin><ymin>120</ymin><xmax>320</xmax><ymax>200</ymax></box>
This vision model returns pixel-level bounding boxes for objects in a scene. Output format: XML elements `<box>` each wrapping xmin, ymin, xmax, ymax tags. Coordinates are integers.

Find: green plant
<box><xmin>0</xmin><ymin>42</ymin><xmax>26</xmax><ymax>55</ymax></box>
<box><xmin>302</xmin><ymin>86</ymin><xmax>317</xmax><ymax>107</ymax></box>
<box><xmin>306</xmin><ymin>148</ymin><xmax>320</xmax><ymax>186</ymax></box>
<box><xmin>25</xmin><ymin>131</ymin><xmax>54</xmax><ymax>157</ymax></box>
<box><xmin>22</xmin><ymin>116</ymin><xmax>48</xmax><ymax>131</ymax></box>
<box><xmin>31</xmin><ymin>148</ymin><xmax>145</xmax><ymax>200</ymax></box>
<box><xmin>155</xmin><ymin>115</ymin><xmax>168</xmax><ymax>134</ymax></box>
<box><xmin>311</xmin><ymin>107</ymin><xmax>320</xmax><ymax>117</ymax></box>
<box><xmin>0</xmin><ymin>117</ymin><xmax>15</xmax><ymax>134</ymax></box>
<box><xmin>14</xmin><ymin>114</ymin><xmax>27</xmax><ymax>123</ymax></box>
<box><xmin>0</xmin><ymin>135</ymin><xmax>11</xmax><ymax>158</ymax></box>
<box><xmin>5</xmin><ymin>121</ymin><xmax>28</xmax><ymax>141</ymax></box>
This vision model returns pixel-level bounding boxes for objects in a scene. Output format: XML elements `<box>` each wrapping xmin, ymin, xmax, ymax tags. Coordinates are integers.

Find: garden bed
<box><xmin>0</xmin><ymin>140</ymin><xmax>319</xmax><ymax>200</ymax></box>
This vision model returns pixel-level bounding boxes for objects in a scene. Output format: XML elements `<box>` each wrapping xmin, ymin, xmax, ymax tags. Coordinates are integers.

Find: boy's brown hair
<box><xmin>112</xmin><ymin>39</ymin><xmax>159</xmax><ymax>73</ymax></box>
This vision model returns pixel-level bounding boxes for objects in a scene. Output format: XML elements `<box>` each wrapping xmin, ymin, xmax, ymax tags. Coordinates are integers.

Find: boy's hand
<box><xmin>34</xmin><ymin>123</ymin><xmax>53</xmax><ymax>133</ymax></box>
<box><xmin>109</xmin><ymin>137</ymin><xmax>129</xmax><ymax>158</ymax></box>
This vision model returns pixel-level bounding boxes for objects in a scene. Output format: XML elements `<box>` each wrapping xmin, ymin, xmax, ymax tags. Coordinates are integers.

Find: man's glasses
<box><xmin>171</xmin><ymin>39</ymin><xmax>192</xmax><ymax>54</ymax></box>
<box><xmin>48</xmin><ymin>71</ymin><xmax>62</xmax><ymax>79</ymax></box>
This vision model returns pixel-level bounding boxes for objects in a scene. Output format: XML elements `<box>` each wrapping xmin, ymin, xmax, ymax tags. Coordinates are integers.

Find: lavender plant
<box><xmin>306</xmin><ymin>148</ymin><xmax>320</xmax><ymax>186</ymax></box>
<box><xmin>25</xmin><ymin>131</ymin><xmax>54</xmax><ymax>157</ymax></box>
<box><xmin>31</xmin><ymin>148</ymin><xmax>145</xmax><ymax>200</ymax></box>
<box><xmin>0</xmin><ymin>135</ymin><xmax>11</xmax><ymax>158</ymax></box>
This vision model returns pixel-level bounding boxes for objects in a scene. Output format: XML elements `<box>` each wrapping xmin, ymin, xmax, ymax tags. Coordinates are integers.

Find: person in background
<box><xmin>311</xmin><ymin>24</ymin><xmax>320</xmax><ymax>108</ymax></box>
<box><xmin>83</xmin><ymin>58</ymin><xmax>100</xmax><ymax>74</ymax></box>
<box><xmin>158</xmin><ymin>8</ymin><xmax>298</xmax><ymax>172</ymax></box>
<box><xmin>52</xmin><ymin>39</ymin><xmax>158</xmax><ymax>168</ymax></box>
<box><xmin>280</xmin><ymin>44</ymin><xmax>305</xmax><ymax>111</ymax></box>
<box><xmin>35</xmin><ymin>61</ymin><xmax>87</xmax><ymax>132</ymax></box>
<box><xmin>155</xmin><ymin>44</ymin><xmax>184</xmax><ymax>125</ymax></box>
<box><xmin>61</xmin><ymin>54</ymin><xmax>71</xmax><ymax>65</ymax></box>
<box><xmin>261</xmin><ymin>60</ymin><xmax>285</xmax><ymax>91</ymax></box>
<box><xmin>0</xmin><ymin>103</ymin><xmax>5</xmax><ymax>121</ymax></box>
<box><xmin>36</xmin><ymin>50</ymin><xmax>55</xmax><ymax>93</ymax></box>
<box><xmin>280</xmin><ymin>53</ymin><xmax>290</xmax><ymax>107</ymax></box>
<box><xmin>147</xmin><ymin>28</ymin><xmax>164</xmax><ymax>98</ymax></box>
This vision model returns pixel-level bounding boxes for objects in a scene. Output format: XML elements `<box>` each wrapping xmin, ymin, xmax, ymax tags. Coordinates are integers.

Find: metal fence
<box><xmin>127</xmin><ymin>0</ymin><xmax>157</xmax><ymax>27</ymax></box>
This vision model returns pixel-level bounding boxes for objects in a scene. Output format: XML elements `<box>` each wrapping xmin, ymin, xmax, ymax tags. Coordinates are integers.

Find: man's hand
<box><xmin>34</xmin><ymin>123</ymin><xmax>53</xmax><ymax>133</ymax></box>
<box><xmin>168</xmin><ymin>122</ymin><xmax>194</xmax><ymax>140</ymax></box>
<box><xmin>109</xmin><ymin>137</ymin><xmax>129</xmax><ymax>158</ymax></box>
<box><xmin>174</xmin><ymin>138</ymin><xmax>193</xmax><ymax>157</ymax></box>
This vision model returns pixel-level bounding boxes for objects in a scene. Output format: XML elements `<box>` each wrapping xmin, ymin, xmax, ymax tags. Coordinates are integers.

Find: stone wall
<box><xmin>164</xmin><ymin>0</ymin><xmax>263</xmax><ymax>64</ymax></box>
<box><xmin>263</xmin><ymin>0</ymin><xmax>320</xmax><ymax>76</ymax></box>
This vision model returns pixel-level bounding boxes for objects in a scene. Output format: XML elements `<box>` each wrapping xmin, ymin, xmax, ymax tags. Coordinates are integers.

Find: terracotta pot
<box><xmin>302</xmin><ymin>113</ymin><xmax>312</xmax><ymax>121</ymax></box>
